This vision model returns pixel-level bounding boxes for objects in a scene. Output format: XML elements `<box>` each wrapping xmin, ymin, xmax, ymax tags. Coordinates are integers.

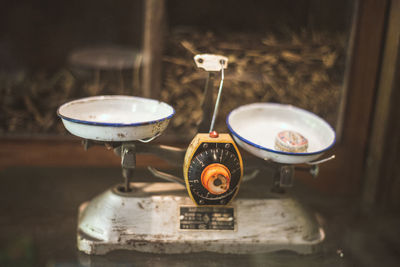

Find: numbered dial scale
<box><xmin>183</xmin><ymin>133</ymin><xmax>243</xmax><ymax>206</ymax></box>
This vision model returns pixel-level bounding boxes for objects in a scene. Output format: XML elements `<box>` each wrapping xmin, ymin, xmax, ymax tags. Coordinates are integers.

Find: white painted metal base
<box><xmin>77</xmin><ymin>183</ymin><xmax>324</xmax><ymax>255</ymax></box>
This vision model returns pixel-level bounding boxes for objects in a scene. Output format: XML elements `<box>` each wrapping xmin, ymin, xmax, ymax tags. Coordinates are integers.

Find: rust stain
<box><xmin>151</xmin><ymin>120</ymin><xmax>168</xmax><ymax>135</ymax></box>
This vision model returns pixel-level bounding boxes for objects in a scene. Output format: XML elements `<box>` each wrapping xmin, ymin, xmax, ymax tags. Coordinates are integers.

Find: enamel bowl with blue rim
<box><xmin>57</xmin><ymin>95</ymin><xmax>175</xmax><ymax>142</ymax></box>
<box><xmin>227</xmin><ymin>103</ymin><xmax>335</xmax><ymax>164</ymax></box>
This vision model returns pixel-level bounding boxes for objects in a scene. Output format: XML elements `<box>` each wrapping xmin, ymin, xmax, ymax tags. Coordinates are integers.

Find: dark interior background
<box><xmin>0</xmin><ymin>0</ymin><xmax>399</xmax><ymax>266</ymax></box>
<box><xmin>0</xmin><ymin>0</ymin><xmax>144</xmax><ymax>69</ymax></box>
<box><xmin>0</xmin><ymin>0</ymin><xmax>353</xmax><ymax>70</ymax></box>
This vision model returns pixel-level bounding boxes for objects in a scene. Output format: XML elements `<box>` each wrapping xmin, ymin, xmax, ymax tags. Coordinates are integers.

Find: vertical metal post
<box><xmin>121</xmin><ymin>143</ymin><xmax>136</xmax><ymax>192</ymax></box>
<box><xmin>209</xmin><ymin>60</ymin><xmax>225</xmax><ymax>133</ymax></box>
<box><xmin>197</xmin><ymin>72</ymin><xmax>215</xmax><ymax>133</ymax></box>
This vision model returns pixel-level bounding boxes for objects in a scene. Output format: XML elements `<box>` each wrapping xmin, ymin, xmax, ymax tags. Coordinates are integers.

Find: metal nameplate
<box><xmin>179</xmin><ymin>206</ymin><xmax>235</xmax><ymax>230</ymax></box>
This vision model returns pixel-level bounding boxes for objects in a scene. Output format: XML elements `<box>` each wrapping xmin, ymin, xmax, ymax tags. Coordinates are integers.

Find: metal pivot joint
<box><xmin>120</xmin><ymin>143</ymin><xmax>136</xmax><ymax>192</ymax></box>
<box><xmin>271</xmin><ymin>164</ymin><xmax>295</xmax><ymax>193</ymax></box>
<box><xmin>279</xmin><ymin>165</ymin><xmax>295</xmax><ymax>187</ymax></box>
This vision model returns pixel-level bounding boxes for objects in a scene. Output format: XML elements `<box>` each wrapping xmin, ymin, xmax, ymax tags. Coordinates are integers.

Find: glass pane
<box><xmin>0</xmin><ymin>1</ymin><xmax>143</xmax><ymax>137</ymax></box>
<box><xmin>162</xmin><ymin>0</ymin><xmax>356</xmax><ymax>138</ymax></box>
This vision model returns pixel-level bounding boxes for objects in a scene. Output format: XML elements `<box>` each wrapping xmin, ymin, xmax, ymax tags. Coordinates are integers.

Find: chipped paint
<box><xmin>77</xmin><ymin>183</ymin><xmax>324</xmax><ymax>255</ymax></box>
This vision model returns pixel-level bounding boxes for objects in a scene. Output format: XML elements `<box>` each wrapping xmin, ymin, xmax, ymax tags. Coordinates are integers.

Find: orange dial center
<box><xmin>201</xmin><ymin>163</ymin><xmax>231</xmax><ymax>195</ymax></box>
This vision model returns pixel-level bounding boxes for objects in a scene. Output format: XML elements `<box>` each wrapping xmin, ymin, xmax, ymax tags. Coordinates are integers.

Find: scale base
<box><xmin>77</xmin><ymin>183</ymin><xmax>324</xmax><ymax>255</ymax></box>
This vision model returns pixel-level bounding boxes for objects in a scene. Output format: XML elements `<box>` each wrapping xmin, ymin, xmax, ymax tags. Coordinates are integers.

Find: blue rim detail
<box><xmin>57</xmin><ymin>95</ymin><xmax>175</xmax><ymax>127</ymax></box>
<box><xmin>226</xmin><ymin>103</ymin><xmax>336</xmax><ymax>156</ymax></box>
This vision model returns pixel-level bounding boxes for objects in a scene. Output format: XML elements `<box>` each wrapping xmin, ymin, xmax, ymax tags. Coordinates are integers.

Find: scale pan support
<box><xmin>57</xmin><ymin>95</ymin><xmax>175</xmax><ymax>142</ymax></box>
<box><xmin>227</xmin><ymin>103</ymin><xmax>336</xmax><ymax>164</ymax></box>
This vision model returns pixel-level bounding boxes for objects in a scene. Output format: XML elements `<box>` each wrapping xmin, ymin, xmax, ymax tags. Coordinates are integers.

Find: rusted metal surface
<box><xmin>77</xmin><ymin>182</ymin><xmax>324</xmax><ymax>255</ymax></box>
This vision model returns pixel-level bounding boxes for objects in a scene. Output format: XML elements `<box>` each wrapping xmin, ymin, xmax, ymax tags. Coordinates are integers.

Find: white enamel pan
<box><xmin>57</xmin><ymin>95</ymin><xmax>175</xmax><ymax>142</ymax></box>
<box><xmin>227</xmin><ymin>103</ymin><xmax>336</xmax><ymax>164</ymax></box>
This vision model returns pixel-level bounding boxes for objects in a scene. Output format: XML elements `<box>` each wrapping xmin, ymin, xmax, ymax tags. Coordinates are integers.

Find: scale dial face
<box><xmin>186</xmin><ymin>142</ymin><xmax>242</xmax><ymax>205</ymax></box>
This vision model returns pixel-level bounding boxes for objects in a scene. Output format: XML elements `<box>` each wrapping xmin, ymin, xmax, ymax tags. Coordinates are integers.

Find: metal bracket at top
<box><xmin>194</xmin><ymin>54</ymin><xmax>228</xmax><ymax>72</ymax></box>
<box><xmin>194</xmin><ymin>54</ymin><xmax>228</xmax><ymax>132</ymax></box>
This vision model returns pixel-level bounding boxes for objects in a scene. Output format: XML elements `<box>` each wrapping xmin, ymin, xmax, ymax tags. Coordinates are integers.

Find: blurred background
<box><xmin>0</xmin><ymin>0</ymin><xmax>399</xmax><ymax>266</ymax></box>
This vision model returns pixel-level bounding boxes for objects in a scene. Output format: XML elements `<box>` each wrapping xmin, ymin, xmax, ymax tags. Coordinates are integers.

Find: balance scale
<box><xmin>57</xmin><ymin>54</ymin><xmax>336</xmax><ymax>255</ymax></box>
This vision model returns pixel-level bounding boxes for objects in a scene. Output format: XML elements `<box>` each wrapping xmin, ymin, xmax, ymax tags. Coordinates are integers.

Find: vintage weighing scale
<box><xmin>57</xmin><ymin>54</ymin><xmax>335</xmax><ymax>255</ymax></box>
